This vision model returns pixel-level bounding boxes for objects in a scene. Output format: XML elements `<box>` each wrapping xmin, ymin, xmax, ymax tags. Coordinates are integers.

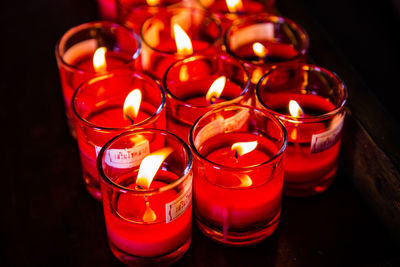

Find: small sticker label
<box><xmin>223</xmin><ymin>109</ymin><xmax>249</xmax><ymax>132</ymax></box>
<box><xmin>165</xmin><ymin>174</ymin><xmax>192</xmax><ymax>223</ymax></box>
<box><xmin>230</xmin><ymin>23</ymin><xmax>275</xmax><ymax>50</ymax></box>
<box><xmin>194</xmin><ymin>116</ymin><xmax>224</xmax><ymax>147</ymax></box>
<box><xmin>310</xmin><ymin>115</ymin><xmax>344</xmax><ymax>153</ymax></box>
<box><xmin>95</xmin><ymin>140</ymin><xmax>150</xmax><ymax>169</ymax></box>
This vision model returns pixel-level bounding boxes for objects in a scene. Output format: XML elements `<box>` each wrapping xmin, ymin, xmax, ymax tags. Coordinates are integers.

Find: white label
<box><xmin>310</xmin><ymin>115</ymin><xmax>344</xmax><ymax>153</ymax></box>
<box><xmin>194</xmin><ymin>116</ymin><xmax>224</xmax><ymax>147</ymax></box>
<box><xmin>223</xmin><ymin>108</ymin><xmax>249</xmax><ymax>132</ymax></box>
<box><xmin>230</xmin><ymin>23</ymin><xmax>275</xmax><ymax>50</ymax></box>
<box><xmin>165</xmin><ymin>173</ymin><xmax>192</xmax><ymax>223</ymax></box>
<box><xmin>63</xmin><ymin>39</ymin><xmax>97</xmax><ymax>63</ymax></box>
<box><xmin>95</xmin><ymin>140</ymin><xmax>150</xmax><ymax>169</ymax></box>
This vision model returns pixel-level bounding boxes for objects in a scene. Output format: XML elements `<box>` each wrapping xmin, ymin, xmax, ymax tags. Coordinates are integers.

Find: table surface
<box><xmin>2</xmin><ymin>0</ymin><xmax>399</xmax><ymax>266</ymax></box>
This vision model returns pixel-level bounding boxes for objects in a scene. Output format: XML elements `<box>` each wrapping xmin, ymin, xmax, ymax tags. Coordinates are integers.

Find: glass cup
<box><xmin>224</xmin><ymin>14</ymin><xmax>309</xmax><ymax>88</ymax></box>
<box><xmin>72</xmin><ymin>70</ymin><xmax>166</xmax><ymax>200</ymax></box>
<box><xmin>256</xmin><ymin>63</ymin><xmax>348</xmax><ymax>196</ymax></box>
<box><xmin>55</xmin><ymin>21</ymin><xmax>141</xmax><ymax>138</ymax></box>
<box><xmin>163</xmin><ymin>54</ymin><xmax>251</xmax><ymax>142</ymax></box>
<box><xmin>98</xmin><ymin>129</ymin><xmax>193</xmax><ymax>266</ymax></box>
<box><xmin>189</xmin><ymin>104</ymin><xmax>287</xmax><ymax>245</ymax></box>
<box><xmin>140</xmin><ymin>6</ymin><xmax>222</xmax><ymax>80</ymax></box>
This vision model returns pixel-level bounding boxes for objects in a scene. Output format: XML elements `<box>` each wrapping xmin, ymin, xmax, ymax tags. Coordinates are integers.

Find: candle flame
<box><xmin>93</xmin><ymin>47</ymin><xmax>107</xmax><ymax>72</ymax></box>
<box><xmin>206</xmin><ymin>76</ymin><xmax>226</xmax><ymax>103</ymax></box>
<box><xmin>123</xmin><ymin>89</ymin><xmax>142</xmax><ymax>123</ymax></box>
<box><xmin>226</xmin><ymin>0</ymin><xmax>244</xmax><ymax>12</ymax></box>
<box><xmin>142</xmin><ymin>201</ymin><xmax>157</xmax><ymax>222</ymax></box>
<box><xmin>252</xmin><ymin>42</ymin><xmax>267</xmax><ymax>58</ymax></box>
<box><xmin>289</xmin><ymin>100</ymin><xmax>304</xmax><ymax>118</ymax></box>
<box><xmin>231</xmin><ymin>141</ymin><xmax>258</xmax><ymax>157</ymax></box>
<box><xmin>136</xmin><ymin>147</ymin><xmax>174</xmax><ymax>189</ymax></box>
<box><xmin>179</xmin><ymin>65</ymin><xmax>189</xmax><ymax>82</ymax></box>
<box><xmin>173</xmin><ymin>24</ymin><xmax>193</xmax><ymax>56</ymax></box>
<box><xmin>146</xmin><ymin>0</ymin><xmax>160</xmax><ymax>6</ymax></box>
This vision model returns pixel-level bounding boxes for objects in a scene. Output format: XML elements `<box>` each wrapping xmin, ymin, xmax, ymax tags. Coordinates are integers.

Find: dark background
<box><xmin>1</xmin><ymin>0</ymin><xmax>399</xmax><ymax>266</ymax></box>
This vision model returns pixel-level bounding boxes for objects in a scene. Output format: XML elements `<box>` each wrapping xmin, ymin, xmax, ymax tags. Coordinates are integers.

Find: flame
<box><xmin>93</xmin><ymin>47</ymin><xmax>107</xmax><ymax>72</ymax></box>
<box><xmin>289</xmin><ymin>100</ymin><xmax>304</xmax><ymax>118</ymax></box>
<box><xmin>142</xmin><ymin>201</ymin><xmax>157</xmax><ymax>222</ymax></box>
<box><xmin>146</xmin><ymin>0</ymin><xmax>160</xmax><ymax>6</ymax></box>
<box><xmin>206</xmin><ymin>76</ymin><xmax>226</xmax><ymax>103</ymax></box>
<box><xmin>179</xmin><ymin>65</ymin><xmax>189</xmax><ymax>82</ymax></box>
<box><xmin>231</xmin><ymin>141</ymin><xmax>258</xmax><ymax>157</ymax></box>
<box><xmin>226</xmin><ymin>0</ymin><xmax>244</xmax><ymax>12</ymax></box>
<box><xmin>123</xmin><ymin>89</ymin><xmax>142</xmax><ymax>123</ymax></box>
<box><xmin>136</xmin><ymin>147</ymin><xmax>174</xmax><ymax>189</ymax></box>
<box><xmin>252</xmin><ymin>42</ymin><xmax>267</xmax><ymax>58</ymax></box>
<box><xmin>173</xmin><ymin>24</ymin><xmax>193</xmax><ymax>56</ymax></box>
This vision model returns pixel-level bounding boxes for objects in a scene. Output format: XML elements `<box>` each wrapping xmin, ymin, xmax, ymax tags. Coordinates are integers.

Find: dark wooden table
<box><xmin>2</xmin><ymin>0</ymin><xmax>399</xmax><ymax>266</ymax></box>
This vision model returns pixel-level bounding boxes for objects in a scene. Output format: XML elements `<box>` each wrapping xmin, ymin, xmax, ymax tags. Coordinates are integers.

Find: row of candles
<box><xmin>55</xmin><ymin>0</ymin><xmax>347</xmax><ymax>265</ymax></box>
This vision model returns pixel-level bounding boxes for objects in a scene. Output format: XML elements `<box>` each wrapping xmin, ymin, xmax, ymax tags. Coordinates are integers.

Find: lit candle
<box><xmin>224</xmin><ymin>15</ymin><xmax>309</xmax><ymax>86</ymax></box>
<box><xmin>98</xmin><ymin>129</ymin><xmax>193</xmax><ymax>265</ymax></box>
<box><xmin>55</xmin><ymin>21</ymin><xmax>141</xmax><ymax>138</ymax></box>
<box><xmin>140</xmin><ymin>6</ymin><xmax>221</xmax><ymax>80</ymax></box>
<box><xmin>189</xmin><ymin>105</ymin><xmax>287</xmax><ymax>245</ymax></box>
<box><xmin>163</xmin><ymin>54</ymin><xmax>250</xmax><ymax>142</ymax></box>
<box><xmin>72</xmin><ymin>70</ymin><xmax>166</xmax><ymax>200</ymax></box>
<box><xmin>256</xmin><ymin>63</ymin><xmax>348</xmax><ymax>197</ymax></box>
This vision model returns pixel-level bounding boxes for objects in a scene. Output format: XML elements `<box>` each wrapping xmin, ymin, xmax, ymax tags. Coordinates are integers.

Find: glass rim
<box><xmin>255</xmin><ymin>64</ymin><xmax>348</xmax><ymax>122</ymax></box>
<box><xmin>97</xmin><ymin>128</ymin><xmax>193</xmax><ymax>195</ymax></box>
<box><xmin>195</xmin><ymin>0</ymin><xmax>266</xmax><ymax>16</ymax></box>
<box><xmin>162</xmin><ymin>54</ymin><xmax>251</xmax><ymax>108</ymax></box>
<box><xmin>223</xmin><ymin>14</ymin><xmax>309</xmax><ymax>64</ymax></box>
<box><xmin>140</xmin><ymin>6</ymin><xmax>222</xmax><ymax>55</ymax></box>
<box><xmin>189</xmin><ymin>104</ymin><xmax>288</xmax><ymax>172</ymax></box>
<box><xmin>71</xmin><ymin>71</ymin><xmax>166</xmax><ymax>131</ymax></box>
<box><xmin>55</xmin><ymin>20</ymin><xmax>141</xmax><ymax>73</ymax></box>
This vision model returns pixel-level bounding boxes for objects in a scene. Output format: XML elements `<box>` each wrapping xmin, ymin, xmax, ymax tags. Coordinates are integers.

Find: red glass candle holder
<box><xmin>163</xmin><ymin>54</ymin><xmax>251</xmax><ymax>142</ymax></box>
<box><xmin>196</xmin><ymin>0</ymin><xmax>271</xmax><ymax>33</ymax></box>
<box><xmin>256</xmin><ymin>64</ymin><xmax>348</xmax><ymax>197</ymax></box>
<box><xmin>224</xmin><ymin>14</ymin><xmax>309</xmax><ymax>87</ymax></box>
<box><xmin>189</xmin><ymin>105</ymin><xmax>287</xmax><ymax>245</ymax></box>
<box><xmin>118</xmin><ymin>0</ymin><xmax>182</xmax><ymax>33</ymax></box>
<box><xmin>97</xmin><ymin>0</ymin><xmax>117</xmax><ymax>20</ymax></box>
<box><xmin>140</xmin><ymin>6</ymin><xmax>222</xmax><ymax>80</ymax></box>
<box><xmin>72</xmin><ymin>70</ymin><xmax>166</xmax><ymax>200</ymax></box>
<box><xmin>56</xmin><ymin>21</ymin><xmax>141</xmax><ymax>138</ymax></box>
<box><xmin>98</xmin><ymin>129</ymin><xmax>193</xmax><ymax>266</ymax></box>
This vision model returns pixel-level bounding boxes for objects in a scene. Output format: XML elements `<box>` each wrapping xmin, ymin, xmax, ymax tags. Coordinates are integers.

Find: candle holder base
<box><xmin>107</xmin><ymin>234</ymin><xmax>192</xmax><ymax>266</ymax></box>
<box><xmin>195</xmin><ymin>212</ymin><xmax>280</xmax><ymax>246</ymax></box>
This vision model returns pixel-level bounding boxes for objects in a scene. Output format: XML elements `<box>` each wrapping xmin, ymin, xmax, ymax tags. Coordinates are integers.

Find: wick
<box><xmin>209</xmin><ymin>97</ymin><xmax>216</xmax><ymax>105</ymax></box>
<box><xmin>234</xmin><ymin>150</ymin><xmax>239</xmax><ymax>159</ymax></box>
<box><xmin>135</xmin><ymin>184</ymin><xmax>144</xmax><ymax>190</ymax></box>
<box><xmin>125</xmin><ymin>114</ymin><xmax>134</xmax><ymax>125</ymax></box>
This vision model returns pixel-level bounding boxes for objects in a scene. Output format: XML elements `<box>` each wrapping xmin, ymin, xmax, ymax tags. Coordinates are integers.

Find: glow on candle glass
<box><xmin>288</xmin><ymin>100</ymin><xmax>304</xmax><ymax>140</ymax></box>
<box><xmin>146</xmin><ymin>0</ymin><xmax>160</xmax><ymax>6</ymax></box>
<box><xmin>93</xmin><ymin>47</ymin><xmax>107</xmax><ymax>72</ymax></box>
<box><xmin>205</xmin><ymin>76</ymin><xmax>226</xmax><ymax>104</ymax></box>
<box><xmin>173</xmin><ymin>24</ymin><xmax>193</xmax><ymax>56</ymax></box>
<box><xmin>226</xmin><ymin>0</ymin><xmax>244</xmax><ymax>12</ymax></box>
<box><xmin>234</xmin><ymin>173</ymin><xmax>253</xmax><ymax>187</ymax></box>
<box><xmin>231</xmin><ymin>141</ymin><xmax>258</xmax><ymax>157</ymax></box>
<box><xmin>123</xmin><ymin>89</ymin><xmax>142</xmax><ymax>124</ymax></box>
<box><xmin>252</xmin><ymin>42</ymin><xmax>268</xmax><ymax>58</ymax></box>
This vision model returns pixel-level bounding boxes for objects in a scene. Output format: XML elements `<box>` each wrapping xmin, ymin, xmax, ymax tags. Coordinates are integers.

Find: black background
<box><xmin>1</xmin><ymin>0</ymin><xmax>399</xmax><ymax>266</ymax></box>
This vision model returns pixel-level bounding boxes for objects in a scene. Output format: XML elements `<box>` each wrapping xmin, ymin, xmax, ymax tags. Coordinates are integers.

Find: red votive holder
<box><xmin>97</xmin><ymin>0</ymin><xmax>117</xmax><ymax>20</ymax></box>
<box><xmin>189</xmin><ymin>105</ymin><xmax>287</xmax><ymax>245</ymax></box>
<box><xmin>256</xmin><ymin>64</ymin><xmax>348</xmax><ymax>197</ymax></box>
<box><xmin>98</xmin><ymin>129</ymin><xmax>193</xmax><ymax>266</ymax></box>
<box><xmin>140</xmin><ymin>6</ymin><xmax>222</xmax><ymax>80</ymax></box>
<box><xmin>163</xmin><ymin>54</ymin><xmax>251</xmax><ymax>142</ymax></box>
<box><xmin>196</xmin><ymin>0</ymin><xmax>271</xmax><ymax>33</ymax></box>
<box><xmin>72</xmin><ymin>70</ymin><xmax>166</xmax><ymax>200</ymax></box>
<box><xmin>118</xmin><ymin>0</ymin><xmax>182</xmax><ymax>33</ymax></box>
<box><xmin>224</xmin><ymin>14</ymin><xmax>309</xmax><ymax>88</ymax></box>
<box><xmin>56</xmin><ymin>21</ymin><xmax>141</xmax><ymax>138</ymax></box>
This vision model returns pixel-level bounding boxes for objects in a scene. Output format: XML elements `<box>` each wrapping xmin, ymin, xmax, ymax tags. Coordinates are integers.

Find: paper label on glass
<box><xmin>223</xmin><ymin>109</ymin><xmax>249</xmax><ymax>132</ymax></box>
<box><xmin>310</xmin><ymin>115</ymin><xmax>344</xmax><ymax>153</ymax></box>
<box><xmin>194</xmin><ymin>116</ymin><xmax>224</xmax><ymax>147</ymax></box>
<box><xmin>63</xmin><ymin>39</ymin><xmax>97</xmax><ymax>64</ymax></box>
<box><xmin>165</xmin><ymin>173</ymin><xmax>192</xmax><ymax>223</ymax></box>
<box><xmin>229</xmin><ymin>23</ymin><xmax>274</xmax><ymax>50</ymax></box>
<box><xmin>95</xmin><ymin>140</ymin><xmax>150</xmax><ymax>169</ymax></box>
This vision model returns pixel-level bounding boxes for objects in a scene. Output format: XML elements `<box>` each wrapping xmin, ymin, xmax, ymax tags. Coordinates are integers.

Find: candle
<box><xmin>56</xmin><ymin>21</ymin><xmax>141</xmax><ymax>138</ymax></box>
<box><xmin>189</xmin><ymin>105</ymin><xmax>287</xmax><ymax>245</ymax></box>
<box><xmin>98</xmin><ymin>129</ymin><xmax>193</xmax><ymax>265</ymax></box>
<box><xmin>140</xmin><ymin>6</ymin><xmax>222</xmax><ymax>80</ymax></box>
<box><xmin>163</xmin><ymin>54</ymin><xmax>251</xmax><ymax>142</ymax></box>
<box><xmin>256</xmin><ymin>63</ymin><xmax>348</xmax><ymax>197</ymax></box>
<box><xmin>72</xmin><ymin>70</ymin><xmax>166</xmax><ymax>200</ymax></box>
<box><xmin>224</xmin><ymin>14</ymin><xmax>309</xmax><ymax>87</ymax></box>
<box><xmin>196</xmin><ymin>0</ymin><xmax>269</xmax><ymax>32</ymax></box>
